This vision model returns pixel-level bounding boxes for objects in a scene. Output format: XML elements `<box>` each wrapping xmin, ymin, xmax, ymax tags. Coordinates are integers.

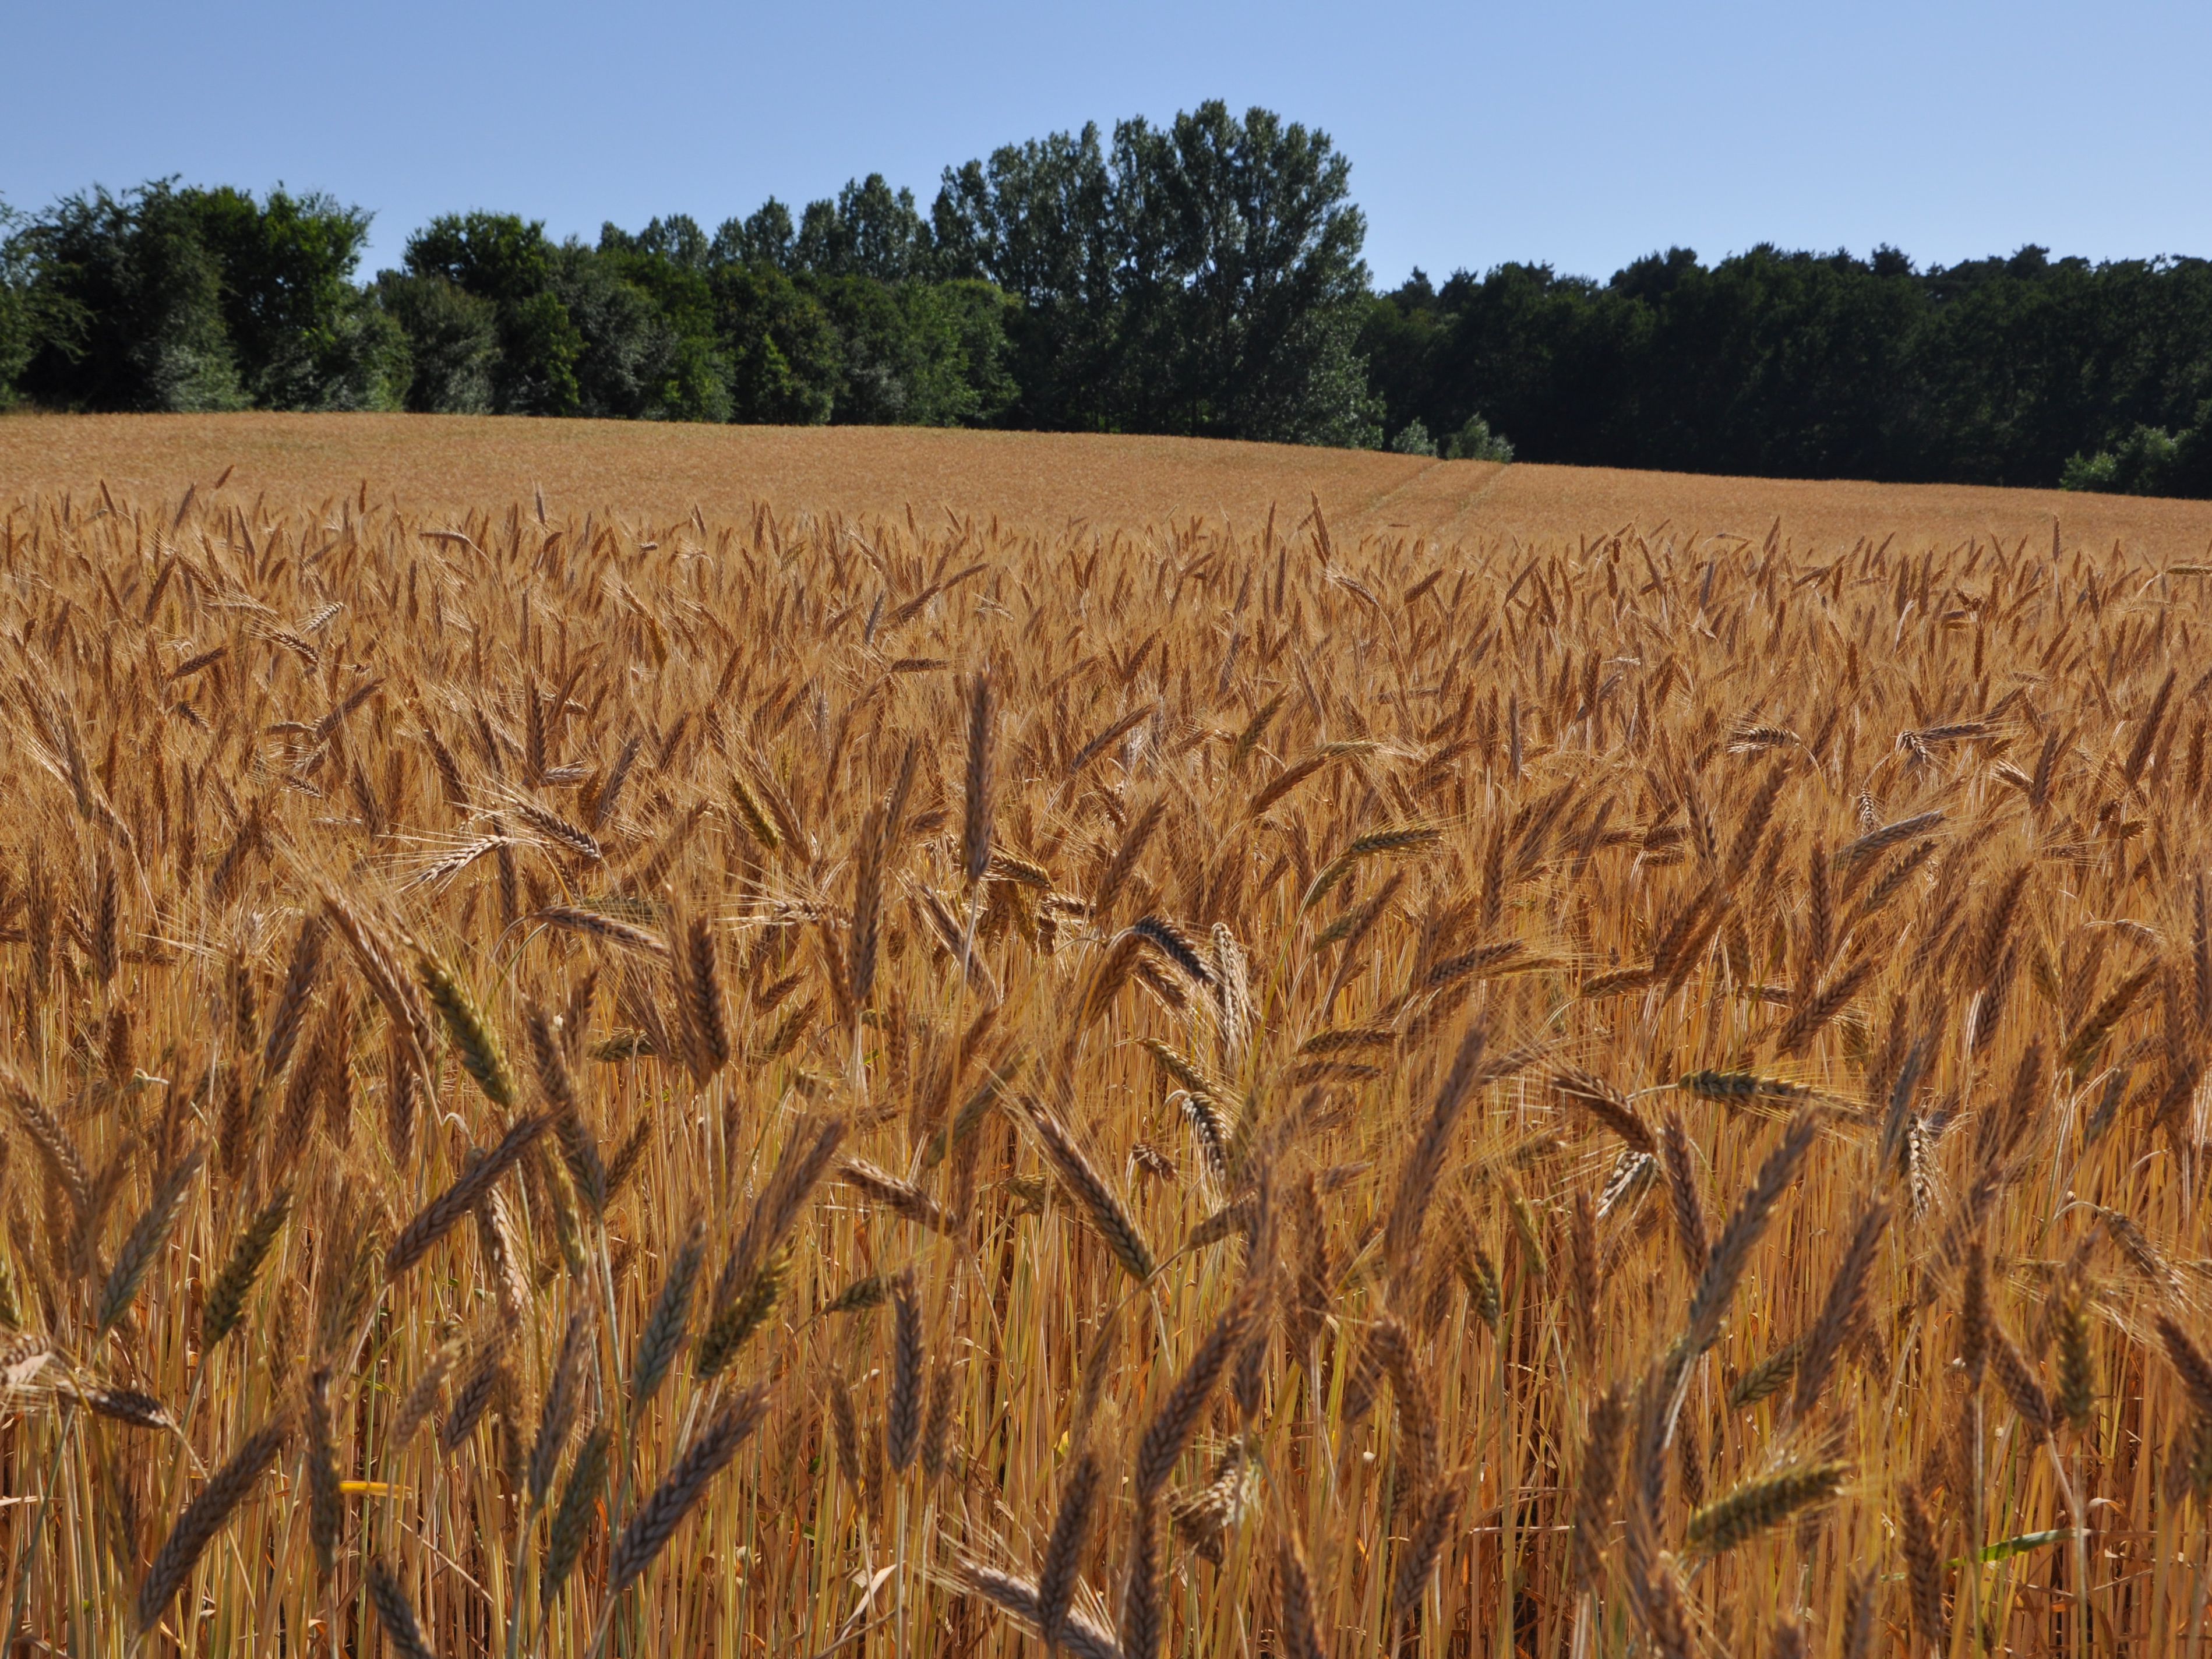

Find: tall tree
<box><xmin>0</xmin><ymin>200</ymin><xmax>41</xmax><ymax>405</ymax></box>
<box><xmin>10</xmin><ymin>182</ymin><xmax>245</xmax><ymax>411</ymax></box>
<box><xmin>404</xmin><ymin>212</ymin><xmax>581</xmax><ymax>414</ymax></box>
<box><xmin>1114</xmin><ymin>103</ymin><xmax>1380</xmax><ymax>446</ymax></box>
<box><xmin>792</xmin><ymin>177</ymin><xmax>935</xmax><ymax>282</ymax></box>
<box><xmin>708</xmin><ymin>260</ymin><xmax>838</xmax><ymax>423</ymax></box>
<box><xmin>934</xmin><ymin>125</ymin><xmax>1120</xmax><ymax>430</ymax></box>
<box><xmin>934</xmin><ymin>103</ymin><xmax>1377</xmax><ymax>445</ymax></box>
<box><xmin>1361</xmin><ymin>244</ymin><xmax>2212</xmax><ymax>493</ymax></box>
<box><xmin>186</xmin><ymin>185</ymin><xmax>406</xmax><ymax>410</ymax></box>
<box><xmin>713</xmin><ymin>200</ymin><xmax>796</xmax><ymax>271</ymax></box>
<box><xmin>374</xmin><ymin>271</ymin><xmax>496</xmax><ymax>413</ymax></box>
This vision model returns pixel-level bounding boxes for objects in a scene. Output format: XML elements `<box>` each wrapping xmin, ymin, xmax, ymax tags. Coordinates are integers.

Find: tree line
<box><xmin>1362</xmin><ymin>248</ymin><xmax>2212</xmax><ymax>496</ymax></box>
<box><xmin>2</xmin><ymin>100</ymin><xmax>2207</xmax><ymax>496</ymax></box>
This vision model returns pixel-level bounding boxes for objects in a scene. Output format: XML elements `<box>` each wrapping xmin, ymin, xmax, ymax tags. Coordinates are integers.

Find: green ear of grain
<box><xmin>418</xmin><ymin>954</ymin><xmax>518</xmax><ymax>1109</ymax></box>
<box><xmin>1686</xmin><ymin>1462</ymin><xmax>1850</xmax><ymax>1555</ymax></box>
<box><xmin>202</xmin><ymin>1191</ymin><xmax>293</xmax><ymax>1350</ymax></box>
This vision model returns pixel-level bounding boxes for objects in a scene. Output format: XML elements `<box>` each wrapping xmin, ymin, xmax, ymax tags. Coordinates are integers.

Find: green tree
<box><xmin>403</xmin><ymin>212</ymin><xmax>580</xmax><ymax>413</ymax></box>
<box><xmin>1113</xmin><ymin>103</ymin><xmax>1380</xmax><ymax>445</ymax></box>
<box><xmin>933</xmin><ymin>125</ymin><xmax>1120</xmax><ymax>430</ymax></box>
<box><xmin>1442</xmin><ymin>414</ymin><xmax>1512</xmax><ymax>461</ymax></box>
<box><xmin>583</xmin><ymin>237</ymin><xmax>732</xmax><ymax>421</ymax></box>
<box><xmin>803</xmin><ymin>274</ymin><xmax>1011</xmax><ymax>426</ymax></box>
<box><xmin>708</xmin><ymin>262</ymin><xmax>838</xmax><ymax>424</ymax></box>
<box><xmin>1388</xmin><ymin>419</ymin><xmax>1435</xmax><ymax>455</ymax></box>
<box><xmin>1359</xmin><ymin>271</ymin><xmax>1447</xmax><ymax>443</ymax></box>
<box><xmin>0</xmin><ymin>200</ymin><xmax>40</xmax><ymax>406</ymax></box>
<box><xmin>713</xmin><ymin>200</ymin><xmax>796</xmax><ymax>271</ymax></box>
<box><xmin>1362</xmin><ymin>242</ymin><xmax>2212</xmax><ymax>492</ymax></box>
<box><xmin>605</xmin><ymin>213</ymin><xmax>710</xmax><ymax>272</ymax></box>
<box><xmin>3</xmin><ymin>182</ymin><xmax>400</xmax><ymax>412</ymax></box>
<box><xmin>11</xmin><ymin>182</ymin><xmax>246</xmax><ymax>411</ymax></box>
<box><xmin>2063</xmin><ymin>400</ymin><xmax>2212</xmax><ymax>497</ymax></box>
<box><xmin>793</xmin><ymin>177</ymin><xmax>935</xmax><ymax>281</ymax></box>
<box><xmin>184</xmin><ymin>186</ymin><xmax>407</xmax><ymax>410</ymax></box>
<box><xmin>373</xmin><ymin>273</ymin><xmax>496</xmax><ymax>412</ymax></box>
<box><xmin>933</xmin><ymin>278</ymin><xmax>1019</xmax><ymax>426</ymax></box>
<box><xmin>934</xmin><ymin>102</ymin><xmax>1379</xmax><ymax>445</ymax></box>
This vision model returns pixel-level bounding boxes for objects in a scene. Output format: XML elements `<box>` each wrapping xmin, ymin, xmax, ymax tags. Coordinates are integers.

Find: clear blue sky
<box><xmin>6</xmin><ymin>0</ymin><xmax>2207</xmax><ymax>286</ymax></box>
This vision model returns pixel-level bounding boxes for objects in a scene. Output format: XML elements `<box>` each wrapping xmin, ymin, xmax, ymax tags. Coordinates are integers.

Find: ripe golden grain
<box><xmin>2</xmin><ymin>437</ymin><xmax>2208</xmax><ymax>1656</ymax></box>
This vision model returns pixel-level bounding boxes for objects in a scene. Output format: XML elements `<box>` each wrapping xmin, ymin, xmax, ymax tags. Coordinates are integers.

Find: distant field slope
<box><xmin>6</xmin><ymin>412</ymin><xmax>2212</xmax><ymax>553</ymax></box>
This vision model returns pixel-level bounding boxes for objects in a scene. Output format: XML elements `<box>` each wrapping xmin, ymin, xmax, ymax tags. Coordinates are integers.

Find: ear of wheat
<box><xmin>608</xmin><ymin>1382</ymin><xmax>771</xmax><ymax>1596</ymax></box>
<box><xmin>136</xmin><ymin>1412</ymin><xmax>292</xmax><ymax>1632</ymax></box>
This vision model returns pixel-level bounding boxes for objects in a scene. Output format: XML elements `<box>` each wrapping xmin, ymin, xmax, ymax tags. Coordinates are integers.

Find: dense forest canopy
<box><xmin>3</xmin><ymin>100</ymin><xmax>2208</xmax><ymax>496</ymax></box>
<box><xmin>1361</xmin><ymin>246</ymin><xmax>2212</xmax><ymax>496</ymax></box>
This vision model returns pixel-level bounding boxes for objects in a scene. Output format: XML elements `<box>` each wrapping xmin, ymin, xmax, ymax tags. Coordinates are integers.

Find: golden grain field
<box><xmin>5</xmin><ymin>422</ymin><xmax>2212</xmax><ymax>1658</ymax></box>
<box><xmin>8</xmin><ymin>412</ymin><xmax>2212</xmax><ymax>555</ymax></box>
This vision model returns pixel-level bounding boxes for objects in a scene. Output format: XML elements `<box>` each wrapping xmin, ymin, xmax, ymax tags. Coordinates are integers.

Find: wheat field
<box><xmin>9</xmin><ymin>412</ymin><xmax>2212</xmax><ymax>553</ymax></box>
<box><xmin>5</xmin><ymin>432</ymin><xmax>2212</xmax><ymax>1658</ymax></box>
